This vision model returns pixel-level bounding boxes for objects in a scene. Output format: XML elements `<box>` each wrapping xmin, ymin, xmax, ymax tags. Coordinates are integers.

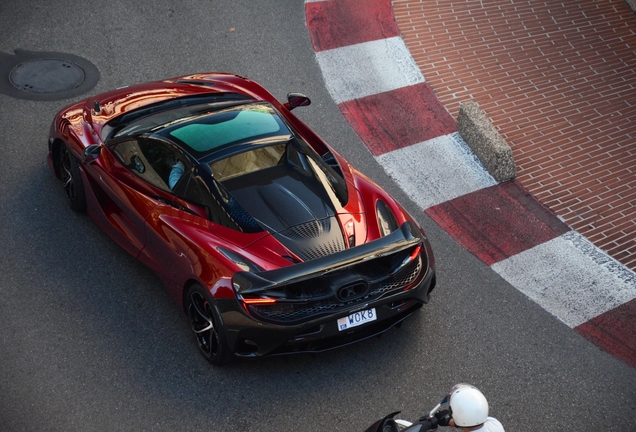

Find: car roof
<box><xmin>107</xmin><ymin>98</ymin><xmax>294</xmax><ymax>162</ymax></box>
<box><xmin>101</xmin><ymin>92</ymin><xmax>253</xmax><ymax>143</ymax></box>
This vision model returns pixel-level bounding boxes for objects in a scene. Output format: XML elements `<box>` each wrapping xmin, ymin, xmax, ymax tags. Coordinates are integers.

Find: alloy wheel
<box><xmin>188</xmin><ymin>291</ymin><xmax>221</xmax><ymax>358</ymax></box>
<box><xmin>60</xmin><ymin>145</ymin><xmax>76</xmax><ymax>202</ymax></box>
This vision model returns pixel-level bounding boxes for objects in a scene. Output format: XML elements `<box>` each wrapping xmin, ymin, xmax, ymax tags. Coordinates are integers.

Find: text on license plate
<box><xmin>337</xmin><ymin>308</ymin><xmax>377</xmax><ymax>331</ymax></box>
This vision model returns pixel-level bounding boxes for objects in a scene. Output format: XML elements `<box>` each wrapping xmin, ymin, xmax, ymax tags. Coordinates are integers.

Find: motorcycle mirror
<box><xmin>428</xmin><ymin>394</ymin><xmax>450</xmax><ymax>417</ymax></box>
<box><xmin>428</xmin><ymin>403</ymin><xmax>442</xmax><ymax>418</ymax></box>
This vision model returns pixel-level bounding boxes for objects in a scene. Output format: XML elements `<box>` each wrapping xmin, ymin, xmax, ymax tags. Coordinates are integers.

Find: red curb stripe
<box><xmin>306</xmin><ymin>0</ymin><xmax>399</xmax><ymax>52</ymax></box>
<box><xmin>339</xmin><ymin>83</ymin><xmax>457</xmax><ymax>156</ymax></box>
<box><xmin>425</xmin><ymin>181</ymin><xmax>570</xmax><ymax>265</ymax></box>
<box><xmin>575</xmin><ymin>299</ymin><xmax>636</xmax><ymax>369</ymax></box>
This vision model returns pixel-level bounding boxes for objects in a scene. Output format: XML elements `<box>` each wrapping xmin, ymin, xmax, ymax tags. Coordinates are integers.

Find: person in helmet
<box><xmin>435</xmin><ymin>384</ymin><xmax>505</xmax><ymax>431</ymax></box>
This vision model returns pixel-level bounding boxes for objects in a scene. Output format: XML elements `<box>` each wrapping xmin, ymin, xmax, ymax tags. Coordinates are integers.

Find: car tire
<box><xmin>59</xmin><ymin>143</ymin><xmax>87</xmax><ymax>212</ymax></box>
<box><xmin>185</xmin><ymin>284</ymin><xmax>233</xmax><ymax>365</ymax></box>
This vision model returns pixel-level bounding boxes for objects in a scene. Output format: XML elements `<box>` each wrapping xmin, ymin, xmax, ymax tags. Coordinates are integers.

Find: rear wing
<box><xmin>234</xmin><ymin>221</ymin><xmax>424</xmax><ymax>295</ymax></box>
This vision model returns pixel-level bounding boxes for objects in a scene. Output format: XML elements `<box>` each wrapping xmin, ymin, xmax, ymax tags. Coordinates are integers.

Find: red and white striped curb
<box><xmin>305</xmin><ymin>0</ymin><xmax>636</xmax><ymax>368</ymax></box>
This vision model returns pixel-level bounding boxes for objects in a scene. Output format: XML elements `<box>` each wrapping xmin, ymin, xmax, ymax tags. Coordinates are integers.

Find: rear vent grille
<box><xmin>297</xmin><ymin>237</ymin><xmax>346</xmax><ymax>261</ymax></box>
<box><xmin>280</xmin><ymin>219</ymin><xmax>330</xmax><ymax>240</ymax></box>
<box><xmin>277</xmin><ymin>218</ymin><xmax>346</xmax><ymax>261</ymax></box>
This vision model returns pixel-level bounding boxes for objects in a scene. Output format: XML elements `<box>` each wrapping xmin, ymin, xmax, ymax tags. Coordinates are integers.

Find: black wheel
<box><xmin>59</xmin><ymin>143</ymin><xmax>87</xmax><ymax>212</ymax></box>
<box><xmin>185</xmin><ymin>284</ymin><xmax>232</xmax><ymax>365</ymax></box>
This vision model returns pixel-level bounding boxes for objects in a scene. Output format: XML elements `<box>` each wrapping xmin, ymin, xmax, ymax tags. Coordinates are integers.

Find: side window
<box><xmin>110</xmin><ymin>138</ymin><xmax>190</xmax><ymax>193</ymax></box>
<box><xmin>175</xmin><ymin>173</ymin><xmax>260</xmax><ymax>233</ymax></box>
<box><xmin>178</xmin><ymin>174</ymin><xmax>240</xmax><ymax>229</ymax></box>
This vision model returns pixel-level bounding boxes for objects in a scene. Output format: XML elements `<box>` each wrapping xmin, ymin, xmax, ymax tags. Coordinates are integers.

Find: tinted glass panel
<box><xmin>178</xmin><ymin>174</ymin><xmax>260</xmax><ymax>232</ymax></box>
<box><xmin>165</xmin><ymin>103</ymin><xmax>290</xmax><ymax>157</ymax></box>
<box><xmin>103</xmin><ymin>94</ymin><xmax>252</xmax><ymax>141</ymax></box>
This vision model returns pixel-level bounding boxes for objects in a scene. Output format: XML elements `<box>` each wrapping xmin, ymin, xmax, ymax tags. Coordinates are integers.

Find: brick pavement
<box><xmin>393</xmin><ymin>0</ymin><xmax>636</xmax><ymax>271</ymax></box>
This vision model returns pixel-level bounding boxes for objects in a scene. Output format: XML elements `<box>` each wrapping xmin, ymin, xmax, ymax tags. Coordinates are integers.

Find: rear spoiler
<box><xmin>234</xmin><ymin>221</ymin><xmax>424</xmax><ymax>294</ymax></box>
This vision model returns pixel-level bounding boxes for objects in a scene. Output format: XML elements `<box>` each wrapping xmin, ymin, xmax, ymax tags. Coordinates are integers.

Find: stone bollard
<box><xmin>457</xmin><ymin>101</ymin><xmax>516</xmax><ymax>182</ymax></box>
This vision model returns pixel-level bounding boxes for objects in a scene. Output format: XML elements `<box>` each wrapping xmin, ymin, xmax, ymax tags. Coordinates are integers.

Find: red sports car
<box><xmin>48</xmin><ymin>73</ymin><xmax>436</xmax><ymax>364</ymax></box>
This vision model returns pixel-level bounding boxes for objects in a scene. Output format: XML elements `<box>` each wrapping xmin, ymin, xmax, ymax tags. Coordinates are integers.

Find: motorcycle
<box><xmin>364</xmin><ymin>395</ymin><xmax>451</xmax><ymax>432</ymax></box>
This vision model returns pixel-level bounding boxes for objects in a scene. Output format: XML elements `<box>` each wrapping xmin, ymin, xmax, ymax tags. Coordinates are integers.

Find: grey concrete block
<box><xmin>457</xmin><ymin>101</ymin><xmax>516</xmax><ymax>182</ymax></box>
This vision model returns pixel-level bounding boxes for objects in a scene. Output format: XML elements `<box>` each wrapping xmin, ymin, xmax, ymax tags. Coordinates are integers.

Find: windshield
<box><xmin>158</xmin><ymin>103</ymin><xmax>291</xmax><ymax>159</ymax></box>
<box><xmin>102</xmin><ymin>93</ymin><xmax>253</xmax><ymax>142</ymax></box>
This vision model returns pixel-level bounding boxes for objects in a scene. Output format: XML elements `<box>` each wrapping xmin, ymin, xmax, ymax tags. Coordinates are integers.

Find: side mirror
<box><xmin>284</xmin><ymin>93</ymin><xmax>311</xmax><ymax>111</ymax></box>
<box><xmin>83</xmin><ymin>144</ymin><xmax>102</xmax><ymax>163</ymax></box>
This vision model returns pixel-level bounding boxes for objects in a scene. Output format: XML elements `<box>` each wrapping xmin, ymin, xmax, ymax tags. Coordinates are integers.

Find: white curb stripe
<box><xmin>492</xmin><ymin>231</ymin><xmax>636</xmax><ymax>328</ymax></box>
<box><xmin>315</xmin><ymin>37</ymin><xmax>425</xmax><ymax>104</ymax></box>
<box><xmin>376</xmin><ymin>133</ymin><xmax>497</xmax><ymax>209</ymax></box>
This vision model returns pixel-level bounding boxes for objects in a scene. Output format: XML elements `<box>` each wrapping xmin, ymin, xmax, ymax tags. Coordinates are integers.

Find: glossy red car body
<box><xmin>48</xmin><ymin>73</ymin><xmax>436</xmax><ymax>363</ymax></box>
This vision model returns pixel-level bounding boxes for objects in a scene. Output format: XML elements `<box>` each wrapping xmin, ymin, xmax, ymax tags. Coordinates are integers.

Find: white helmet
<box><xmin>448</xmin><ymin>384</ymin><xmax>489</xmax><ymax>427</ymax></box>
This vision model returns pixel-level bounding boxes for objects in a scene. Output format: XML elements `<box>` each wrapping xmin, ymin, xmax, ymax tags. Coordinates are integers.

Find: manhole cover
<box><xmin>0</xmin><ymin>49</ymin><xmax>100</xmax><ymax>101</ymax></box>
<box><xmin>10</xmin><ymin>59</ymin><xmax>85</xmax><ymax>94</ymax></box>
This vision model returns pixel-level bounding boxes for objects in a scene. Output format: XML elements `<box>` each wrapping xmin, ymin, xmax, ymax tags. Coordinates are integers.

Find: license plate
<box><xmin>337</xmin><ymin>308</ymin><xmax>377</xmax><ymax>331</ymax></box>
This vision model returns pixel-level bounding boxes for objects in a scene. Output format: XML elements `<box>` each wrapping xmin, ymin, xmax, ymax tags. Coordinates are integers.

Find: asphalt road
<box><xmin>1</xmin><ymin>1</ymin><xmax>635</xmax><ymax>431</ymax></box>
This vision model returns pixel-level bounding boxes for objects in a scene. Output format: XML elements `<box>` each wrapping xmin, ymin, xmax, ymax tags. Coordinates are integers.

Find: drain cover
<box><xmin>10</xmin><ymin>59</ymin><xmax>85</xmax><ymax>93</ymax></box>
<box><xmin>0</xmin><ymin>49</ymin><xmax>100</xmax><ymax>101</ymax></box>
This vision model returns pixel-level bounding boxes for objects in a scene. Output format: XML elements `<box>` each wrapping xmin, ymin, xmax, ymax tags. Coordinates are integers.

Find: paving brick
<box><xmin>588</xmin><ymin>222</ymin><xmax>633</xmax><ymax>248</ymax></box>
<box><xmin>395</xmin><ymin>0</ymin><xmax>636</xmax><ymax>271</ymax></box>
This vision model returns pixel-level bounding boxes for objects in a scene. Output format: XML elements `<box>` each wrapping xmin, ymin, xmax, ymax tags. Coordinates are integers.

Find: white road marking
<box><xmin>376</xmin><ymin>133</ymin><xmax>496</xmax><ymax>209</ymax></box>
<box><xmin>315</xmin><ymin>37</ymin><xmax>425</xmax><ymax>104</ymax></box>
<box><xmin>492</xmin><ymin>231</ymin><xmax>636</xmax><ymax>328</ymax></box>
